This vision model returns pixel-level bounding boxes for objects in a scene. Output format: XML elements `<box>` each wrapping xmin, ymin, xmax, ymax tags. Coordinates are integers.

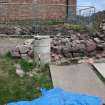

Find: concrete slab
<box><xmin>50</xmin><ymin>64</ymin><xmax>105</xmax><ymax>102</ymax></box>
<box><xmin>93</xmin><ymin>63</ymin><xmax>105</xmax><ymax>79</ymax></box>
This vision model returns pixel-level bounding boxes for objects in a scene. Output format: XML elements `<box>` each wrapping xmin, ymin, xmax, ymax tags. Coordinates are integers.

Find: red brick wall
<box><xmin>0</xmin><ymin>0</ymin><xmax>76</xmax><ymax>21</ymax></box>
<box><xmin>35</xmin><ymin>0</ymin><xmax>67</xmax><ymax>19</ymax></box>
<box><xmin>10</xmin><ymin>0</ymin><xmax>33</xmax><ymax>3</ymax></box>
<box><xmin>68</xmin><ymin>0</ymin><xmax>76</xmax><ymax>5</ymax></box>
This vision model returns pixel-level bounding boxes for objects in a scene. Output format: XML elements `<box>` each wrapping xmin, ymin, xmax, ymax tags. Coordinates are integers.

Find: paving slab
<box><xmin>93</xmin><ymin>63</ymin><xmax>105</xmax><ymax>79</ymax></box>
<box><xmin>50</xmin><ymin>64</ymin><xmax>105</xmax><ymax>102</ymax></box>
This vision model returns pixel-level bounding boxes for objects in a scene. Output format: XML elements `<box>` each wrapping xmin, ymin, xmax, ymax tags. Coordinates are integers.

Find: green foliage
<box><xmin>1</xmin><ymin>19</ymin><xmax>64</xmax><ymax>27</ymax></box>
<box><xmin>4</xmin><ymin>52</ymin><xmax>13</xmax><ymax>59</ymax></box>
<box><xmin>2</xmin><ymin>19</ymin><xmax>35</xmax><ymax>27</ymax></box>
<box><xmin>64</xmin><ymin>24</ymin><xmax>85</xmax><ymax>32</ymax></box>
<box><xmin>94</xmin><ymin>11</ymin><xmax>105</xmax><ymax>31</ymax></box>
<box><xmin>19</xmin><ymin>59</ymin><xmax>34</xmax><ymax>72</ymax></box>
<box><xmin>47</xmin><ymin>20</ymin><xmax>64</xmax><ymax>25</ymax></box>
<box><xmin>0</xmin><ymin>57</ymin><xmax>52</xmax><ymax>105</ymax></box>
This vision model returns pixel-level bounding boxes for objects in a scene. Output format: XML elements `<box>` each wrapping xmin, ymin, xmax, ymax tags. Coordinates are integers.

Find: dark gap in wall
<box><xmin>66</xmin><ymin>0</ymin><xmax>69</xmax><ymax>18</ymax></box>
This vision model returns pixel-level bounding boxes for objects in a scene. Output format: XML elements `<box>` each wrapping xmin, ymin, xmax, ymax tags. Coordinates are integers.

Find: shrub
<box><xmin>0</xmin><ymin>56</ymin><xmax>52</xmax><ymax>105</ymax></box>
<box><xmin>47</xmin><ymin>20</ymin><xmax>64</xmax><ymax>25</ymax></box>
<box><xmin>19</xmin><ymin>59</ymin><xmax>34</xmax><ymax>72</ymax></box>
<box><xmin>64</xmin><ymin>24</ymin><xmax>85</xmax><ymax>32</ymax></box>
<box><xmin>4</xmin><ymin>52</ymin><xmax>13</xmax><ymax>59</ymax></box>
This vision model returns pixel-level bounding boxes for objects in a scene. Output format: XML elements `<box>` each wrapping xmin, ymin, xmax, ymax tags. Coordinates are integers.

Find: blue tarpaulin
<box><xmin>7</xmin><ymin>88</ymin><xmax>102</xmax><ymax>105</ymax></box>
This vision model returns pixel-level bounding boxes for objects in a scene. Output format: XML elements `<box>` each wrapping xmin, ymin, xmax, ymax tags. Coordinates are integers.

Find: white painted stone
<box><xmin>15</xmin><ymin>64</ymin><xmax>25</xmax><ymax>77</ymax></box>
<box><xmin>93</xmin><ymin>63</ymin><xmax>105</xmax><ymax>79</ymax></box>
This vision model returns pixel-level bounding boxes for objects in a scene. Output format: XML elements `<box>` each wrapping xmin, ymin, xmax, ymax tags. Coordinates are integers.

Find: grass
<box><xmin>0</xmin><ymin>54</ymin><xmax>52</xmax><ymax>105</ymax></box>
<box><xmin>0</xmin><ymin>19</ymin><xmax>64</xmax><ymax>27</ymax></box>
<box><xmin>19</xmin><ymin>59</ymin><xmax>34</xmax><ymax>72</ymax></box>
<box><xmin>64</xmin><ymin>24</ymin><xmax>85</xmax><ymax>32</ymax></box>
<box><xmin>46</xmin><ymin>20</ymin><xmax>64</xmax><ymax>25</ymax></box>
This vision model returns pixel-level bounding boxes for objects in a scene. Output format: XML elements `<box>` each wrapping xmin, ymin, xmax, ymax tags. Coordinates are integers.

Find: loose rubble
<box><xmin>1</xmin><ymin>21</ymin><xmax>105</xmax><ymax>64</ymax></box>
<box><xmin>10</xmin><ymin>39</ymin><xmax>34</xmax><ymax>59</ymax></box>
<box><xmin>51</xmin><ymin>23</ymin><xmax>105</xmax><ymax>64</ymax></box>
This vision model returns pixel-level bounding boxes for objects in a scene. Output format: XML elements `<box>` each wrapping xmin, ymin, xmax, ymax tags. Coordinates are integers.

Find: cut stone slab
<box><xmin>50</xmin><ymin>64</ymin><xmax>105</xmax><ymax>103</ymax></box>
<box><xmin>93</xmin><ymin>63</ymin><xmax>105</xmax><ymax>79</ymax></box>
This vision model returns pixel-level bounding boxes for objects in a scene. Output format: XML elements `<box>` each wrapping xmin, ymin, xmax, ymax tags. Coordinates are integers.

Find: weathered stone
<box><xmin>56</xmin><ymin>33</ymin><xmax>62</xmax><ymax>37</ymax></box>
<box><xmin>71</xmin><ymin>45</ymin><xmax>85</xmax><ymax>53</ymax></box>
<box><xmin>10</xmin><ymin>50</ymin><xmax>21</xmax><ymax>58</ymax></box>
<box><xmin>15</xmin><ymin>64</ymin><xmax>25</xmax><ymax>77</ymax></box>
<box><xmin>21</xmin><ymin>54</ymin><xmax>29</xmax><ymax>60</ymax></box>
<box><xmin>27</xmin><ymin>50</ymin><xmax>34</xmax><ymax>58</ymax></box>
<box><xmin>51</xmin><ymin>46</ymin><xmax>61</xmax><ymax>54</ymax></box>
<box><xmin>79</xmin><ymin>33</ymin><xmax>89</xmax><ymax>40</ymax></box>
<box><xmin>26</xmin><ymin>72</ymin><xmax>34</xmax><ymax>77</ymax></box>
<box><xmin>51</xmin><ymin>28</ymin><xmax>105</xmax><ymax>63</ymax></box>
<box><xmin>98</xmin><ymin>34</ymin><xmax>105</xmax><ymax>38</ymax></box>
<box><xmin>71</xmin><ymin>34</ymin><xmax>79</xmax><ymax>41</ymax></box>
<box><xmin>61</xmin><ymin>46</ymin><xmax>72</xmax><ymax>58</ymax></box>
<box><xmin>18</xmin><ymin>45</ymin><xmax>29</xmax><ymax>54</ymax></box>
<box><xmin>68</xmin><ymin>30</ymin><xmax>74</xmax><ymax>34</ymax></box>
<box><xmin>94</xmin><ymin>38</ymin><xmax>101</xmax><ymax>43</ymax></box>
<box><xmin>85</xmin><ymin>39</ymin><xmax>96</xmax><ymax>52</ymax></box>
<box><xmin>71</xmin><ymin>40</ymin><xmax>86</xmax><ymax>53</ymax></box>
<box><xmin>51</xmin><ymin>53</ymin><xmax>62</xmax><ymax>61</ymax></box>
<box><xmin>100</xmin><ymin>20</ymin><xmax>105</xmax><ymax>31</ymax></box>
<box><xmin>87</xmin><ymin>51</ymin><xmax>96</xmax><ymax>57</ymax></box>
<box><xmin>97</xmin><ymin>43</ymin><xmax>105</xmax><ymax>50</ymax></box>
<box><xmin>73</xmin><ymin>53</ymin><xmax>83</xmax><ymax>57</ymax></box>
<box><xmin>61</xmin><ymin>38</ymin><xmax>69</xmax><ymax>44</ymax></box>
<box><xmin>101</xmin><ymin>52</ymin><xmax>105</xmax><ymax>57</ymax></box>
<box><xmin>96</xmin><ymin>31</ymin><xmax>105</xmax><ymax>39</ymax></box>
<box><xmin>77</xmin><ymin>44</ymin><xmax>86</xmax><ymax>53</ymax></box>
<box><xmin>76</xmin><ymin>33</ymin><xmax>81</xmax><ymax>37</ymax></box>
<box><xmin>96</xmin><ymin>54</ymin><xmax>102</xmax><ymax>59</ymax></box>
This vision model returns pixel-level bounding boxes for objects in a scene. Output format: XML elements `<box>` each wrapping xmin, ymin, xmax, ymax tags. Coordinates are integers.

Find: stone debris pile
<box><xmin>10</xmin><ymin>39</ymin><xmax>34</xmax><ymax>59</ymax></box>
<box><xmin>51</xmin><ymin>30</ymin><xmax>105</xmax><ymax>63</ymax></box>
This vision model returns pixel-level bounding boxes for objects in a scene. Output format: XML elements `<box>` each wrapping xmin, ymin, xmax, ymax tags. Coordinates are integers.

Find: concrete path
<box><xmin>50</xmin><ymin>64</ymin><xmax>105</xmax><ymax>102</ymax></box>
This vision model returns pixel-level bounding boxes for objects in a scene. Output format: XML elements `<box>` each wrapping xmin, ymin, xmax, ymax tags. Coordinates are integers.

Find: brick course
<box><xmin>0</xmin><ymin>0</ymin><xmax>76</xmax><ymax>20</ymax></box>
